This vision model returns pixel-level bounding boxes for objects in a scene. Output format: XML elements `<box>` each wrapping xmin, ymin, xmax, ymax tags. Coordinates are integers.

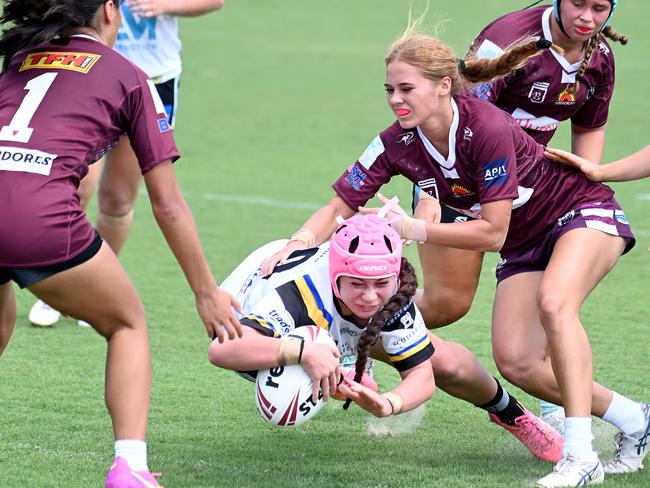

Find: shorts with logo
<box><xmin>0</xmin><ymin>232</ymin><xmax>103</xmax><ymax>288</ymax></box>
<box><xmin>411</xmin><ymin>184</ymin><xmax>478</xmax><ymax>223</ymax></box>
<box><xmin>495</xmin><ymin>197</ymin><xmax>635</xmax><ymax>284</ymax></box>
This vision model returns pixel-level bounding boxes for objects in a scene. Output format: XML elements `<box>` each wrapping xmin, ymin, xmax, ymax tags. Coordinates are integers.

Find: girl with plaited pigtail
<box><xmin>214</xmin><ymin>214</ymin><xmax>564</xmax><ymax>463</ymax></box>
<box><xmin>340</xmin><ymin>257</ymin><xmax>418</xmax><ymax>412</ymax></box>
<box><xmin>261</xmin><ymin>11</ymin><xmax>648</xmax><ymax>486</ymax></box>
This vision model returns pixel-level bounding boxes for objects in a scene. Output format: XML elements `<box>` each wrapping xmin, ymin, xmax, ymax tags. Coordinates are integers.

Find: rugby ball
<box><xmin>255</xmin><ymin>325</ymin><xmax>335</xmax><ymax>427</ymax></box>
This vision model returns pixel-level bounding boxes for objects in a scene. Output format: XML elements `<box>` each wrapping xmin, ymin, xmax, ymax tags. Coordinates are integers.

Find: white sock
<box><xmin>115</xmin><ymin>439</ymin><xmax>148</xmax><ymax>471</ymax></box>
<box><xmin>563</xmin><ymin>417</ymin><xmax>594</xmax><ymax>458</ymax></box>
<box><xmin>602</xmin><ymin>391</ymin><xmax>645</xmax><ymax>435</ymax></box>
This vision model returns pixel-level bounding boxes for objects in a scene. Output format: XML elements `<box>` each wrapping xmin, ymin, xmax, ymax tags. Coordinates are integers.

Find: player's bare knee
<box><xmin>493</xmin><ymin>350</ymin><xmax>535</xmax><ymax>390</ymax></box>
<box><xmin>537</xmin><ymin>293</ymin><xmax>573</xmax><ymax>334</ymax></box>
<box><xmin>418</xmin><ymin>292</ymin><xmax>472</xmax><ymax>328</ymax></box>
<box><xmin>430</xmin><ymin>352</ymin><xmax>464</xmax><ymax>384</ymax></box>
<box><xmin>98</xmin><ymin>187</ymin><xmax>137</xmax><ymax>217</ymax></box>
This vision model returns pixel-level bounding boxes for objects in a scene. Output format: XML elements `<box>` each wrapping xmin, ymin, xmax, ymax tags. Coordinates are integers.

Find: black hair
<box><xmin>0</xmin><ymin>0</ymin><xmax>120</xmax><ymax>71</ymax></box>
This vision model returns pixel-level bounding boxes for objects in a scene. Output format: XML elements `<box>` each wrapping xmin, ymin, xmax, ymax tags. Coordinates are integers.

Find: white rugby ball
<box><xmin>255</xmin><ymin>325</ymin><xmax>335</xmax><ymax>427</ymax></box>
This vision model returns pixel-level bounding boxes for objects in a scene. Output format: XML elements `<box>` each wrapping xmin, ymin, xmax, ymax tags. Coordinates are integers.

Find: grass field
<box><xmin>1</xmin><ymin>1</ymin><xmax>649</xmax><ymax>486</ymax></box>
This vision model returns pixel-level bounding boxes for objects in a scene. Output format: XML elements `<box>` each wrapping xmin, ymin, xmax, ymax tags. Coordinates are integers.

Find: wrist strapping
<box><xmin>382</xmin><ymin>391</ymin><xmax>404</xmax><ymax>415</ymax></box>
<box><xmin>276</xmin><ymin>339</ymin><xmax>304</xmax><ymax>366</ymax></box>
<box><xmin>290</xmin><ymin>228</ymin><xmax>315</xmax><ymax>248</ymax></box>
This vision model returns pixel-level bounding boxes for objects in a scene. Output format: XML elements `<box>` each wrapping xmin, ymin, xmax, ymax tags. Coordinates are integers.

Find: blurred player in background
<box><xmin>0</xmin><ymin>1</ymin><xmax>241</xmax><ymax>486</ymax></box>
<box><xmin>260</xmin><ymin>18</ymin><xmax>648</xmax><ymax>487</ymax></box>
<box><xmin>29</xmin><ymin>0</ymin><xmax>226</xmax><ymax>328</ymax></box>
<box><xmin>210</xmin><ymin>214</ymin><xmax>564</xmax><ymax>462</ymax></box>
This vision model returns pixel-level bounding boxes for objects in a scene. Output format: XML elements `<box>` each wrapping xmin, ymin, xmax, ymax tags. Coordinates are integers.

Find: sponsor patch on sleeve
<box><xmin>344</xmin><ymin>165</ymin><xmax>367</xmax><ymax>191</ymax></box>
<box><xmin>357</xmin><ymin>135</ymin><xmax>385</xmax><ymax>169</ymax></box>
<box><xmin>482</xmin><ymin>157</ymin><xmax>508</xmax><ymax>188</ymax></box>
<box><xmin>19</xmin><ymin>52</ymin><xmax>101</xmax><ymax>74</ymax></box>
<box><xmin>157</xmin><ymin>118</ymin><xmax>171</xmax><ymax>133</ymax></box>
<box><xmin>475</xmin><ymin>39</ymin><xmax>505</xmax><ymax>60</ymax></box>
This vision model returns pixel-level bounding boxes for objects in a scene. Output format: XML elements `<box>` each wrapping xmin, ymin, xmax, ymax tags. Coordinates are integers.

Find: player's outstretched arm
<box><xmin>127</xmin><ymin>0</ymin><xmax>224</xmax><ymax>18</ymax></box>
<box><xmin>143</xmin><ymin>160</ymin><xmax>242</xmax><ymax>341</ymax></box>
<box><xmin>338</xmin><ymin>361</ymin><xmax>435</xmax><ymax>417</ymax></box>
<box><xmin>546</xmin><ymin>145</ymin><xmax>650</xmax><ymax>182</ymax></box>
<box><xmin>260</xmin><ymin>196</ymin><xmax>355</xmax><ymax>277</ymax></box>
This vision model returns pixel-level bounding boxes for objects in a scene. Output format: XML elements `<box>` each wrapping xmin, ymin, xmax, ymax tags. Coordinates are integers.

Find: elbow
<box><xmin>208</xmin><ymin>340</ymin><xmax>224</xmax><ymax>367</ymax></box>
<box><xmin>483</xmin><ymin>229</ymin><xmax>507</xmax><ymax>252</ymax></box>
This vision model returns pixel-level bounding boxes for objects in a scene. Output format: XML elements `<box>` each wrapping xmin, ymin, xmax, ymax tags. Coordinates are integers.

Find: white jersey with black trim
<box><xmin>115</xmin><ymin>4</ymin><xmax>181</xmax><ymax>82</ymax></box>
<box><xmin>221</xmin><ymin>240</ymin><xmax>434</xmax><ymax>372</ymax></box>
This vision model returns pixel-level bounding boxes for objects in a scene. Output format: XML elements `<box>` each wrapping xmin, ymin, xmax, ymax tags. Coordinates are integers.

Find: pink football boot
<box><xmin>105</xmin><ymin>457</ymin><xmax>162</xmax><ymax>488</ymax></box>
<box><xmin>489</xmin><ymin>409</ymin><xmax>564</xmax><ymax>463</ymax></box>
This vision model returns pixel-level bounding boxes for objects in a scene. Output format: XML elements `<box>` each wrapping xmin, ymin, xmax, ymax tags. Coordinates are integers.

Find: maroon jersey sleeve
<box><xmin>332</xmin><ymin>131</ymin><xmax>397</xmax><ymax>211</ymax></box>
<box><xmin>116</xmin><ymin>70</ymin><xmax>179</xmax><ymax>174</ymax></box>
<box><xmin>570</xmin><ymin>44</ymin><xmax>615</xmax><ymax>129</ymax></box>
<box><xmin>471</xmin><ymin>112</ymin><xmax>519</xmax><ymax>204</ymax></box>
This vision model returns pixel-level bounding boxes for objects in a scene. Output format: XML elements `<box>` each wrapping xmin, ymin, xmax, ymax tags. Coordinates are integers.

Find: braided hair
<box><xmin>386</xmin><ymin>17</ymin><xmax>561</xmax><ymax>96</ymax></box>
<box><xmin>342</xmin><ymin>257</ymin><xmax>418</xmax><ymax>410</ymax></box>
<box><xmin>567</xmin><ymin>25</ymin><xmax>628</xmax><ymax>94</ymax></box>
<box><xmin>0</xmin><ymin>0</ymin><xmax>120</xmax><ymax>71</ymax></box>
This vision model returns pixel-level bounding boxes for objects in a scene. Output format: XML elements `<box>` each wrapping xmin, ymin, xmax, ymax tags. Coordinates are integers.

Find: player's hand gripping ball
<box><xmin>255</xmin><ymin>326</ymin><xmax>336</xmax><ymax>427</ymax></box>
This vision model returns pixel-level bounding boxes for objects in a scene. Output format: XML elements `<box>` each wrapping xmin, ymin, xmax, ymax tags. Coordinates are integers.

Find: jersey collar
<box><xmin>542</xmin><ymin>7</ymin><xmax>582</xmax><ymax>83</ymax></box>
<box><xmin>416</xmin><ymin>97</ymin><xmax>460</xmax><ymax>179</ymax></box>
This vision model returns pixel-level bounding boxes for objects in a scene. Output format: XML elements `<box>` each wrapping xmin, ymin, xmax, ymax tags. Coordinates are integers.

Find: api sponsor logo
<box><xmin>528</xmin><ymin>81</ymin><xmax>550</xmax><ymax>104</ymax></box>
<box><xmin>397</xmin><ymin>132</ymin><xmax>415</xmax><ymax>145</ymax></box>
<box><xmin>482</xmin><ymin>157</ymin><xmax>508</xmax><ymax>187</ymax></box>
<box><xmin>345</xmin><ymin>165</ymin><xmax>367</xmax><ymax>191</ymax></box>
<box><xmin>451</xmin><ymin>183</ymin><xmax>474</xmax><ymax>197</ymax></box>
<box><xmin>20</xmin><ymin>52</ymin><xmax>101</xmax><ymax>74</ymax></box>
<box><xmin>556</xmin><ymin>86</ymin><xmax>576</xmax><ymax>105</ymax></box>
<box><xmin>0</xmin><ymin>146</ymin><xmax>57</xmax><ymax>176</ymax></box>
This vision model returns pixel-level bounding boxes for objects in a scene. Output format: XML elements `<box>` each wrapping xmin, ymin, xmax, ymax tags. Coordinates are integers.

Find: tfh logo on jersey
<box><xmin>397</xmin><ymin>132</ymin><xmax>415</xmax><ymax>145</ymax></box>
<box><xmin>20</xmin><ymin>52</ymin><xmax>101</xmax><ymax>74</ymax></box>
<box><xmin>482</xmin><ymin>157</ymin><xmax>508</xmax><ymax>188</ymax></box>
<box><xmin>528</xmin><ymin>82</ymin><xmax>550</xmax><ymax>104</ymax></box>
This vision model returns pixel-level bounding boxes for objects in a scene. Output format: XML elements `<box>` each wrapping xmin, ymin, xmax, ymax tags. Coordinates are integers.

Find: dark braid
<box><xmin>460</xmin><ymin>37</ymin><xmax>563</xmax><ymax>85</ymax></box>
<box><xmin>342</xmin><ymin>257</ymin><xmax>418</xmax><ymax>410</ymax></box>
<box><xmin>602</xmin><ymin>25</ymin><xmax>628</xmax><ymax>46</ymax></box>
<box><xmin>0</xmin><ymin>0</ymin><xmax>119</xmax><ymax>71</ymax></box>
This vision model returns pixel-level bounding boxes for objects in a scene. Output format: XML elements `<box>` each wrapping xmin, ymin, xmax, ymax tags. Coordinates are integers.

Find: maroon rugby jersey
<box><xmin>470</xmin><ymin>6</ymin><xmax>615</xmax><ymax>145</ymax></box>
<box><xmin>332</xmin><ymin>95</ymin><xmax>614</xmax><ymax>254</ymax></box>
<box><xmin>0</xmin><ymin>35</ymin><xmax>179</xmax><ymax>267</ymax></box>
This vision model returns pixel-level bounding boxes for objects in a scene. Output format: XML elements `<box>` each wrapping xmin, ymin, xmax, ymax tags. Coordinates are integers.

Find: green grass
<box><xmin>1</xmin><ymin>1</ymin><xmax>649</xmax><ymax>486</ymax></box>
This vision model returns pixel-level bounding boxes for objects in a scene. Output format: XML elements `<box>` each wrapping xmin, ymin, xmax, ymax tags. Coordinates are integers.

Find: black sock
<box><xmin>477</xmin><ymin>378</ymin><xmax>526</xmax><ymax>426</ymax></box>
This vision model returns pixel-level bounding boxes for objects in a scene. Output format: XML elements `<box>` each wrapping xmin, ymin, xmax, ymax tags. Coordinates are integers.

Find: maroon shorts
<box><xmin>496</xmin><ymin>198</ymin><xmax>635</xmax><ymax>284</ymax></box>
<box><xmin>0</xmin><ymin>232</ymin><xmax>102</xmax><ymax>288</ymax></box>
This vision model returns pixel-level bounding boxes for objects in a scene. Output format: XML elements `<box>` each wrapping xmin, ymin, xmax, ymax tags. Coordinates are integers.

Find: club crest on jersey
<box><xmin>451</xmin><ymin>183</ymin><xmax>473</xmax><ymax>197</ymax></box>
<box><xmin>556</xmin><ymin>86</ymin><xmax>577</xmax><ymax>106</ymax></box>
<box><xmin>397</xmin><ymin>132</ymin><xmax>415</xmax><ymax>145</ymax></box>
<box><xmin>345</xmin><ymin>165</ymin><xmax>367</xmax><ymax>191</ymax></box>
<box><xmin>417</xmin><ymin>178</ymin><xmax>439</xmax><ymax>199</ymax></box>
<box><xmin>528</xmin><ymin>81</ymin><xmax>550</xmax><ymax>104</ymax></box>
<box><xmin>20</xmin><ymin>52</ymin><xmax>101</xmax><ymax>74</ymax></box>
<box><xmin>482</xmin><ymin>158</ymin><xmax>508</xmax><ymax>187</ymax></box>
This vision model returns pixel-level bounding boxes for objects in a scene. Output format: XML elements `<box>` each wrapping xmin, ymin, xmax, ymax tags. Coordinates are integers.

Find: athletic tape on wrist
<box><xmin>275</xmin><ymin>339</ymin><xmax>303</xmax><ymax>366</ymax></box>
<box><xmin>290</xmin><ymin>229</ymin><xmax>315</xmax><ymax>248</ymax></box>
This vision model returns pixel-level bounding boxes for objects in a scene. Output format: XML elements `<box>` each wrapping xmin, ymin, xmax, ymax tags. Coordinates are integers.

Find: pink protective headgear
<box><xmin>329</xmin><ymin>214</ymin><xmax>403</xmax><ymax>298</ymax></box>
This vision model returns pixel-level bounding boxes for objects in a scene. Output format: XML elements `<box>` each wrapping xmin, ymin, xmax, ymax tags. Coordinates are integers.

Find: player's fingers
<box><xmin>376</xmin><ymin>192</ymin><xmax>389</xmax><ymax>204</ymax></box>
<box><xmin>358</xmin><ymin>206</ymin><xmax>379</xmax><ymax>215</ymax></box>
<box><xmin>319</xmin><ymin>376</ymin><xmax>329</xmax><ymax>402</ymax></box>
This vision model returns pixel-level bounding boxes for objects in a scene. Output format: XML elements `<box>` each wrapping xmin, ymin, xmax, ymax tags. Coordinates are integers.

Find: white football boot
<box><xmin>28</xmin><ymin>299</ymin><xmax>61</xmax><ymax>327</ymax></box>
<box><xmin>603</xmin><ymin>403</ymin><xmax>650</xmax><ymax>474</ymax></box>
<box><xmin>536</xmin><ymin>450</ymin><xmax>604</xmax><ymax>487</ymax></box>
